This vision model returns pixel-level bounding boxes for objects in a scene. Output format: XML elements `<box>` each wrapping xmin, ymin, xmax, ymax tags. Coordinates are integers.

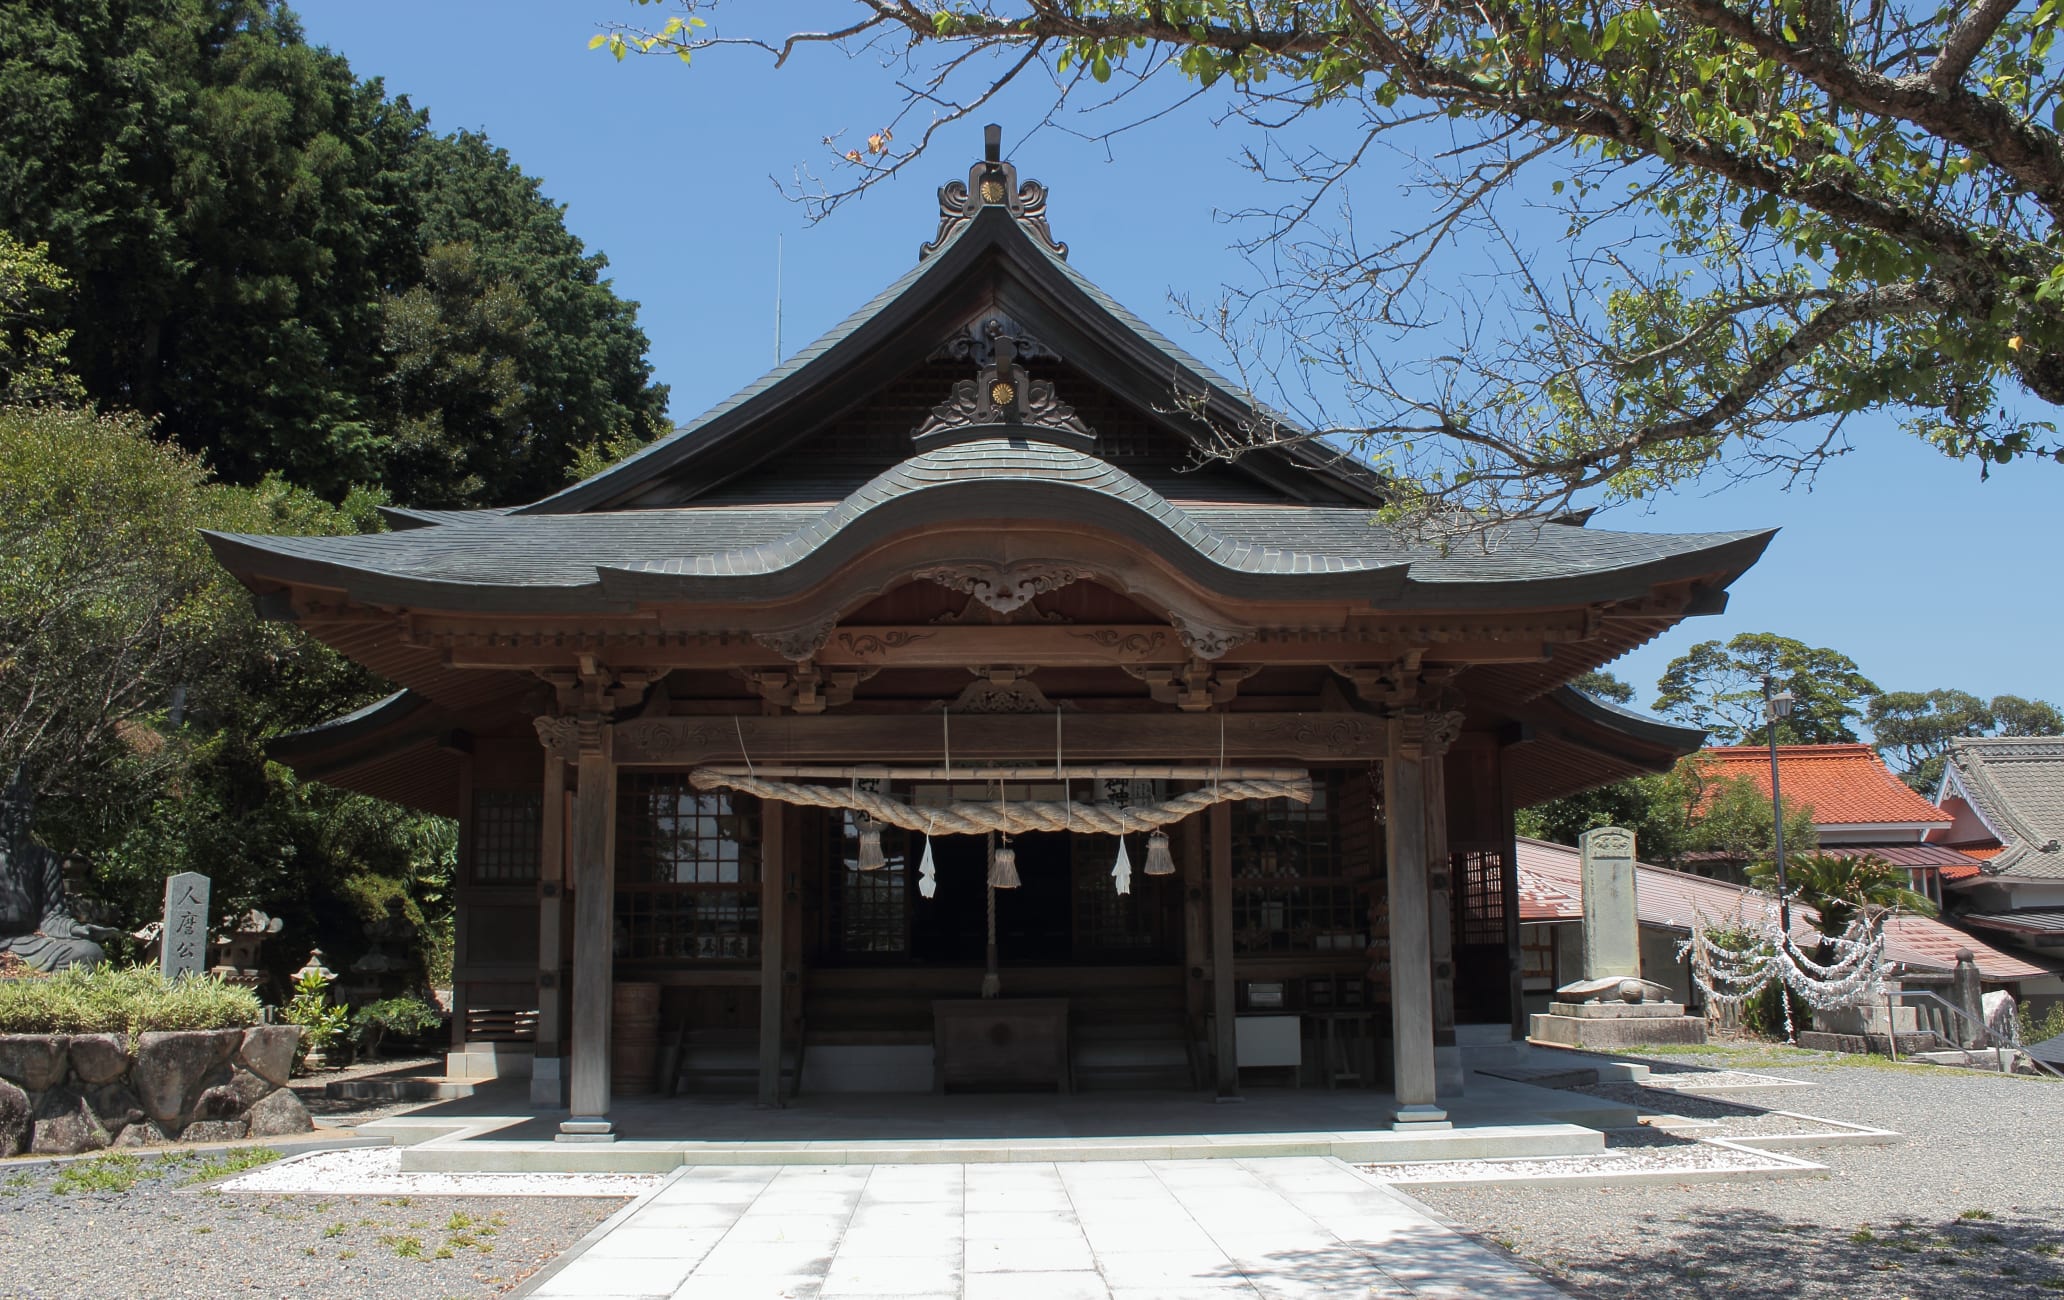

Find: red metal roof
<box><xmin>1695</xmin><ymin>745</ymin><xmax>1952</xmax><ymax>828</ymax></box>
<box><xmin>1515</xmin><ymin>837</ymin><xmax>2055</xmax><ymax>982</ymax></box>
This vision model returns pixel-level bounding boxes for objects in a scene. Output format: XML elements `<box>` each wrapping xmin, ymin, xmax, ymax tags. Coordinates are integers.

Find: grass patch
<box><xmin>1961</xmin><ymin>1209</ymin><xmax>1996</xmax><ymax>1221</ymax></box>
<box><xmin>0</xmin><ymin>964</ymin><xmax>260</xmax><ymax>1042</ymax></box>
<box><xmin>50</xmin><ymin>1153</ymin><xmax>148</xmax><ymax>1195</ymax></box>
<box><xmin>323</xmin><ymin>1223</ymin><xmax>347</xmax><ymax>1239</ymax></box>
<box><xmin>1850</xmin><ymin>1229</ymin><xmax>1877</xmax><ymax>1244</ymax></box>
<box><xmin>383</xmin><ymin>1233</ymin><xmax>423</xmax><ymax>1258</ymax></box>
<box><xmin>179</xmin><ymin>1147</ymin><xmax>281</xmax><ymax>1187</ymax></box>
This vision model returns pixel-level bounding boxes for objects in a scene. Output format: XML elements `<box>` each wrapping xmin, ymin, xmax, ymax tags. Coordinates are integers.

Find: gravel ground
<box><xmin>1418</xmin><ymin>1046</ymin><xmax>2064</xmax><ymax>1299</ymax></box>
<box><xmin>1369</xmin><ymin>1141</ymin><xmax>1800</xmax><ymax>1183</ymax></box>
<box><xmin>0</xmin><ymin>1148</ymin><xmax>623</xmax><ymax>1299</ymax></box>
<box><xmin>224</xmin><ymin>1148</ymin><xmax>661</xmax><ymax>1198</ymax></box>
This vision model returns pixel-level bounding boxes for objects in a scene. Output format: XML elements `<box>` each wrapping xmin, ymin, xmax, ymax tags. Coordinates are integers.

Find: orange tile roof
<box><xmin>1694</xmin><ymin>744</ymin><xmax>1952</xmax><ymax>828</ymax></box>
<box><xmin>1938</xmin><ymin>843</ymin><xmax>2002</xmax><ymax>882</ymax></box>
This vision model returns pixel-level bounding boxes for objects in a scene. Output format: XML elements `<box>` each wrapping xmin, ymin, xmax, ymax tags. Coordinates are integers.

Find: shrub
<box><xmin>0</xmin><ymin>964</ymin><xmax>261</xmax><ymax>1042</ymax></box>
<box><xmin>280</xmin><ymin>969</ymin><xmax>350</xmax><ymax>1070</ymax></box>
<box><xmin>2020</xmin><ymin>1001</ymin><xmax>2064</xmax><ymax>1046</ymax></box>
<box><xmin>351</xmin><ymin>997</ymin><xmax>444</xmax><ymax>1058</ymax></box>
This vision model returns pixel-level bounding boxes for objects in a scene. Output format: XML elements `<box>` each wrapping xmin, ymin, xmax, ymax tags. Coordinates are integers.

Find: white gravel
<box><xmin>218</xmin><ymin>1146</ymin><xmax>665</xmax><ymax>1198</ymax></box>
<box><xmin>1368</xmin><ymin>1142</ymin><xmax>1803</xmax><ymax>1183</ymax></box>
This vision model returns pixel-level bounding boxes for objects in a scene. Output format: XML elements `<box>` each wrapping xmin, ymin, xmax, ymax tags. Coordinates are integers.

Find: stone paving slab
<box><xmin>513</xmin><ymin>1157</ymin><xmax>1569</xmax><ymax>1299</ymax></box>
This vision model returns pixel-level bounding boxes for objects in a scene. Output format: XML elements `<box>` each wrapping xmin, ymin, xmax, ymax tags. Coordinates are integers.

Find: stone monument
<box><xmin>0</xmin><ymin>774</ymin><xmax>112</xmax><ymax>971</ymax></box>
<box><xmin>159</xmin><ymin>872</ymin><xmax>211</xmax><ymax>981</ymax></box>
<box><xmin>1528</xmin><ymin>826</ymin><xmax>1708</xmax><ymax>1048</ymax></box>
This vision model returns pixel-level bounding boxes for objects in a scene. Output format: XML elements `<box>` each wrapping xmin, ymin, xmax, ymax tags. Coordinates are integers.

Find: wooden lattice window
<box><xmin>470</xmin><ymin>791</ymin><xmax>541</xmax><ymax>883</ymax></box>
<box><xmin>1071</xmin><ymin>833</ymin><xmax>1170</xmax><ymax>957</ymax></box>
<box><xmin>1455</xmin><ymin>849</ymin><xmax>1507</xmax><ymax>945</ymax></box>
<box><xmin>1229</xmin><ymin>773</ymin><xmax>1366</xmax><ymax>954</ymax></box>
<box><xmin>831</xmin><ymin>813</ymin><xmax>910</xmax><ymax>956</ymax></box>
<box><xmin>614</xmin><ymin>776</ymin><xmax>762</xmax><ymax>961</ymax></box>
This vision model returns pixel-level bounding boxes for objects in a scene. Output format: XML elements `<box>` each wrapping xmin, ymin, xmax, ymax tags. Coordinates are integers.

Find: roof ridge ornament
<box><xmin>919</xmin><ymin>124</ymin><xmax>1068</xmax><ymax>261</ymax></box>
<box><xmin>912</xmin><ymin>330</ymin><xmax>1097</xmax><ymax>450</ymax></box>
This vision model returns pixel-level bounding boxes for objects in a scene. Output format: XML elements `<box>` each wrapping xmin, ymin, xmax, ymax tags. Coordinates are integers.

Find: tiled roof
<box><xmin>1938</xmin><ymin>738</ymin><xmax>2064</xmax><ymax>879</ymax></box>
<box><xmin>1959</xmin><ymin>908</ymin><xmax>2064</xmax><ymax>937</ymax></box>
<box><xmin>206</xmin><ymin>439</ymin><xmax>1771</xmax><ymax>616</ymax></box>
<box><xmin>1695</xmin><ymin>745</ymin><xmax>1951</xmax><ymax>829</ymax></box>
<box><xmin>1514</xmin><ymin>837</ymin><xmax>2056</xmax><ymax>982</ymax></box>
<box><xmin>1820</xmin><ymin>842</ymin><xmax>1987</xmax><ymax>870</ymax></box>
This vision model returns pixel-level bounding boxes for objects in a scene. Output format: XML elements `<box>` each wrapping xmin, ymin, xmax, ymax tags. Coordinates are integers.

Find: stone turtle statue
<box><xmin>0</xmin><ymin>774</ymin><xmax>112</xmax><ymax>971</ymax></box>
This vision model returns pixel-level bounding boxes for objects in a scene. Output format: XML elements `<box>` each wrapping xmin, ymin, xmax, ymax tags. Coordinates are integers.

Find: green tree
<box><xmin>1518</xmin><ymin>755</ymin><xmax>1816</xmax><ymax>880</ymax></box>
<box><xmin>0</xmin><ymin>402</ymin><xmax>450</xmax><ymax>979</ymax></box>
<box><xmin>1653</xmin><ymin>633</ymin><xmax>1880</xmax><ymax>744</ymax></box>
<box><xmin>597</xmin><ymin>1</ymin><xmax>2064</xmax><ymax>520</ymax></box>
<box><xmin>1868</xmin><ymin>688</ymin><xmax>2064</xmax><ymax>792</ymax></box>
<box><xmin>378</xmin><ymin>131</ymin><xmax>672</xmax><ymax>506</ymax></box>
<box><xmin>0</xmin><ymin>232</ymin><xmax>81</xmax><ymax>405</ymax></box>
<box><xmin>0</xmin><ymin>0</ymin><xmax>667</xmax><ymax>506</ymax></box>
<box><xmin>1747</xmin><ymin>851</ymin><xmax>1934</xmax><ymax>962</ymax></box>
<box><xmin>1572</xmin><ymin>669</ymin><xmax>1636</xmax><ymax>704</ymax></box>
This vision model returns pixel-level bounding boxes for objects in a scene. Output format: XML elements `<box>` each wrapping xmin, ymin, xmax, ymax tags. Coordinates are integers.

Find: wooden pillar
<box><xmin>1385</xmin><ymin>712</ymin><xmax>1448</xmax><ymax>1127</ymax></box>
<box><xmin>758</xmin><ymin>800</ymin><xmax>787</xmax><ymax>1108</ymax></box>
<box><xmin>1209</xmin><ymin>801</ymin><xmax>1239</xmax><ymax>1101</ymax></box>
<box><xmin>1178</xmin><ymin>810</ymin><xmax>1208</xmax><ymax>1059</ymax></box>
<box><xmin>532</xmin><ymin>755</ymin><xmax>569</xmax><ymax>1107</ymax></box>
<box><xmin>559</xmin><ymin>721</ymin><xmax>616</xmax><ymax>1142</ymax></box>
<box><xmin>1424</xmin><ymin>744</ymin><xmax>1459</xmax><ymax>1094</ymax></box>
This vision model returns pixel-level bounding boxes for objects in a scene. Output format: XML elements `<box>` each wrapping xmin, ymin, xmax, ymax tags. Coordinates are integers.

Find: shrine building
<box><xmin>206</xmin><ymin>129</ymin><xmax>1771</xmax><ymax>1141</ymax></box>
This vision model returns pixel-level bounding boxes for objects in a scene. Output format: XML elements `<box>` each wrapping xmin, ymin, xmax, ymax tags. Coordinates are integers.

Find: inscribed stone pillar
<box><xmin>159</xmin><ymin>873</ymin><xmax>210</xmax><ymax>981</ymax></box>
<box><xmin>1577</xmin><ymin>826</ymin><xmax>1639</xmax><ymax>982</ymax></box>
<box><xmin>1385</xmin><ymin>713</ymin><xmax>1449</xmax><ymax>1129</ymax></box>
<box><xmin>560</xmin><ymin>720</ymin><xmax>617</xmax><ymax>1142</ymax></box>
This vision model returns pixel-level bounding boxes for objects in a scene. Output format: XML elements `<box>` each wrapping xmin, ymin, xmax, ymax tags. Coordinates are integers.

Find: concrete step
<box><xmin>394</xmin><ymin>1119</ymin><xmax>1609</xmax><ymax>1174</ymax></box>
<box><xmin>324</xmin><ymin>1075</ymin><xmax>477</xmax><ymax>1102</ymax></box>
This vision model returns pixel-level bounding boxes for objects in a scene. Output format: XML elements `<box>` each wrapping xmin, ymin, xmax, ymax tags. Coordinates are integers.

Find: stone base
<box><xmin>1392</xmin><ymin>1103</ymin><xmax>1452</xmax><ymax>1131</ymax></box>
<box><xmin>1546</xmin><ymin>1000</ymin><xmax>1694</xmax><ymax>1020</ymax></box>
<box><xmin>446</xmin><ymin>1043</ymin><xmax>533</xmax><ymax>1081</ymax></box>
<box><xmin>556</xmin><ymin>1117</ymin><xmax>615</xmax><ymax>1144</ymax></box>
<box><xmin>1797</xmin><ymin>1030</ymin><xmax>1940</xmax><ymax>1057</ymax></box>
<box><xmin>1529</xmin><ymin>1011</ymin><xmax>1708</xmax><ymax>1049</ymax></box>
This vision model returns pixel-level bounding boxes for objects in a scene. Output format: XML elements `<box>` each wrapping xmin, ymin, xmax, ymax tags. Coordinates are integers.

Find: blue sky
<box><xmin>291</xmin><ymin>1</ymin><xmax>2062</xmax><ymax>714</ymax></box>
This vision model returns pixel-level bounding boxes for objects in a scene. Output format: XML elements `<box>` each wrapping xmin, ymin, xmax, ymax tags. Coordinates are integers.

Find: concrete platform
<box><xmin>363</xmin><ymin>1077</ymin><xmax>1637</xmax><ymax>1175</ymax></box>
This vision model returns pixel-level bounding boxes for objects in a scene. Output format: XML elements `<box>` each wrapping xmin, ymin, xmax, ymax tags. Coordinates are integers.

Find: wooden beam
<box><xmin>1426</xmin><ymin>749</ymin><xmax>1456</xmax><ymax>1055</ymax></box>
<box><xmin>438</xmin><ymin>625</ymin><xmax>1559</xmax><ymax>672</ymax></box>
<box><xmin>538</xmin><ymin>711</ymin><xmax>1392</xmax><ymax>768</ymax></box>
<box><xmin>1210</xmin><ymin>801</ymin><xmax>1238</xmax><ymax>1101</ymax></box>
<box><xmin>758</xmin><ymin>802</ymin><xmax>787</xmax><ymax>1108</ymax></box>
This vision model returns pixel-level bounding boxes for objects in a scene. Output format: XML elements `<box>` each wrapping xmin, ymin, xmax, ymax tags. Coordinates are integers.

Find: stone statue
<box><xmin>0</xmin><ymin>774</ymin><xmax>113</xmax><ymax>971</ymax></box>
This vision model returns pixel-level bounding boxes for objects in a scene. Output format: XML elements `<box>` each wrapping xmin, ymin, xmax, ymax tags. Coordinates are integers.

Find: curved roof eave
<box><xmin>1545</xmin><ymin>684</ymin><xmax>1709</xmax><ymax>754</ymax></box>
<box><xmin>268</xmin><ymin>689</ymin><xmax>430</xmax><ymax>759</ymax></box>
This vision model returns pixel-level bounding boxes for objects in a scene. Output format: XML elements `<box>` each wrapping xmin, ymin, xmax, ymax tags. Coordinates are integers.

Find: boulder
<box><xmin>114</xmin><ymin>1120</ymin><xmax>174</xmax><ymax>1148</ymax></box>
<box><xmin>236</xmin><ymin>1026</ymin><xmax>300</xmax><ymax>1088</ymax></box>
<box><xmin>86</xmin><ymin>1082</ymin><xmax>146</xmax><ymax>1137</ymax></box>
<box><xmin>244</xmin><ymin>1086</ymin><xmax>313</xmax><ymax>1137</ymax></box>
<box><xmin>179</xmin><ymin>1119</ymin><xmax>248</xmax><ymax>1143</ymax></box>
<box><xmin>134</xmin><ymin>1030</ymin><xmax>240</xmax><ymax>1126</ymax></box>
<box><xmin>67</xmin><ymin>1033</ymin><xmax>131</xmax><ymax>1086</ymax></box>
<box><xmin>30</xmin><ymin>1087</ymin><xmax>110</xmax><ymax>1156</ymax></box>
<box><xmin>0</xmin><ymin>1076</ymin><xmax>28</xmax><ymax>1156</ymax></box>
<box><xmin>224</xmin><ymin>1066</ymin><xmax>273</xmax><ymax>1113</ymax></box>
<box><xmin>0</xmin><ymin>1034</ymin><xmax>70</xmax><ymax>1092</ymax></box>
<box><xmin>191</xmin><ymin>1083</ymin><xmax>243</xmax><ymax>1123</ymax></box>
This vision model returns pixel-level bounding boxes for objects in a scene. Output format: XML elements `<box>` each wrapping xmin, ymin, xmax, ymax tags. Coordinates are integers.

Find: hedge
<box><xmin>0</xmin><ymin>964</ymin><xmax>262</xmax><ymax>1040</ymax></box>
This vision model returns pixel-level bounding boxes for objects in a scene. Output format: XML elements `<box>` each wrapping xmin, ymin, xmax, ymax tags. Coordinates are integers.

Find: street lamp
<box><xmin>1762</xmin><ymin>674</ymin><xmax>1797</xmax><ymax>1040</ymax></box>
